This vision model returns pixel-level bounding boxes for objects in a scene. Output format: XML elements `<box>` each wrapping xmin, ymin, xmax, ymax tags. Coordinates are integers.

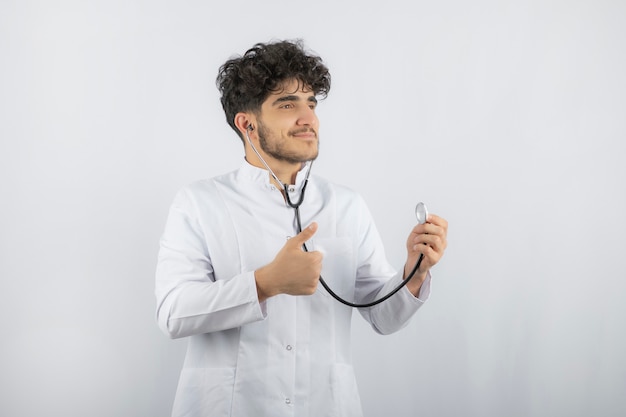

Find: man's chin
<box><xmin>303</xmin><ymin>150</ymin><xmax>319</xmax><ymax>162</ymax></box>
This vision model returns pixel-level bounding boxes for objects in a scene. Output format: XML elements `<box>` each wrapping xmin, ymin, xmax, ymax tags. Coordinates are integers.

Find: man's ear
<box><xmin>234</xmin><ymin>113</ymin><xmax>255</xmax><ymax>136</ymax></box>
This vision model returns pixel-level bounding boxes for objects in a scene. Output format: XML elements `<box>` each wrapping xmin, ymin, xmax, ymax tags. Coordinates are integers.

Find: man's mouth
<box><xmin>290</xmin><ymin>128</ymin><xmax>317</xmax><ymax>139</ymax></box>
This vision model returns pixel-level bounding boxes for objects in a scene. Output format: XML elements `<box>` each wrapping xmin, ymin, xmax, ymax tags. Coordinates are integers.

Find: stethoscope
<box><xmin>246</xmin><ymin>125</ymin><xmax>427</xmax><ymax>307</ymax></box>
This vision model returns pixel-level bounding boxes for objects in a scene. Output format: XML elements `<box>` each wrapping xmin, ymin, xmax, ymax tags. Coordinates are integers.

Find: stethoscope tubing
<box><xmin>292</xmin><ymin>200</ymin><xmax>424</xmax><ymax>308</ymax></box>
<box><xmin>246</xmin><ymin>127</ymin><xmax>423</xmax><ymax>308</ymax></box>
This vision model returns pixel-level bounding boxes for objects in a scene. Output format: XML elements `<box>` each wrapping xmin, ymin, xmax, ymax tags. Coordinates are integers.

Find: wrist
<box><xmin>404</xmin><ymin>261</ymin><xmax>427</xmax><ymax>297</ymax></box>
<box><xmin>405</xmin><ymin>271</ymin><xmax>427</xmax><ymax>297</ymax></box>
<box><xmin>255</xmin><ymin>266</ymin><xmax>275</xmax><ymax>302</ymax></box>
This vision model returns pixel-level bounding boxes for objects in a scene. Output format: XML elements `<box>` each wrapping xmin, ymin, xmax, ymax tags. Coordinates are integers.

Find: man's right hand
<box><xmin>254</xmin><ymin>222</ymin><xmax>323</xmax><ymax>302</ymax></box>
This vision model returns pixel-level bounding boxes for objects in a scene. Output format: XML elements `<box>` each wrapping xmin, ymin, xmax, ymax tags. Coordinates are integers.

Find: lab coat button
<box><xmin>286</xmin><ymin>344</ymin><xmax>293</xmax><ymax>351</ymax></box>
<box><xmin>285</xmin><ymin>398</ymin><xmax>291</xmax><ymax>405</ymax></box>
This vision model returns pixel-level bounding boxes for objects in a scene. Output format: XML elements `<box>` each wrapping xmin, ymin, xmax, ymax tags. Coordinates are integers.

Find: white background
<box><xmin>1</xmin><ymin>1</ymin><xmax>625</xmax><ymax>416</ymax></box>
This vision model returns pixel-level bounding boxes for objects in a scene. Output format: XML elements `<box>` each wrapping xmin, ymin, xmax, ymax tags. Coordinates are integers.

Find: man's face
<box><xmin>255</xmin><ymin>79</ymin><xmax>319</xmax><ymax>165</ymax></box>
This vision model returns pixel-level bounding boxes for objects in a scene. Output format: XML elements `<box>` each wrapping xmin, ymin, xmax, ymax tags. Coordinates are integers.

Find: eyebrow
<box><xmin>271</xmin><ymin>95</ymin><xmax>318</xmax><ymax>106</ymax></box>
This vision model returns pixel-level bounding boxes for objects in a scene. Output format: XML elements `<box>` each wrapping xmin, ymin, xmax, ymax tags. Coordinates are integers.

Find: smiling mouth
<box><xmin>291</xmin><ymin>129</ymin><xmax>317</xmax><ymax>140</ymax></box>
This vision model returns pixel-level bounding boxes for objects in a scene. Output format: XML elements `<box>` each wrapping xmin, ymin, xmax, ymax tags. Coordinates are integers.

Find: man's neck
<box><xmin>245</xmin><ymin>154</ymin><xmax>302</xmax><ymax>187</ymax></box>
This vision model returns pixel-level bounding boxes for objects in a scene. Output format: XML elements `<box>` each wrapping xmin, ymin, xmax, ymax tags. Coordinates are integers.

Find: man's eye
<box><xmin>281</xmin><ymin>103</ymin><xmax>293</xmax><ymax>109</ymax></box>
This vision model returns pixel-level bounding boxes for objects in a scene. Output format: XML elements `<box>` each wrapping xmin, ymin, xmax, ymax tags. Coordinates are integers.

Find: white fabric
<box><xmin>155</xmin><ymin>161</ymin><xmax>431</xmax><ymax>417</ymax></box>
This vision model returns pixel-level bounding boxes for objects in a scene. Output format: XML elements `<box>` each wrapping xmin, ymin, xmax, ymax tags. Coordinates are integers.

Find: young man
<box><xmin>155</xmin><ymin>40</ymin><xmax>448</xmax><ymax>417</ymax></box>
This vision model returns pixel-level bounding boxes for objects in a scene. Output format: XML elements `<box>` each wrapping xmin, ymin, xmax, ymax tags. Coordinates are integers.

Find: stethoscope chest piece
<box><xmin>415</xmin><ymin>202</ymin><xmax>429</xmax><ymax>225</ymax></box>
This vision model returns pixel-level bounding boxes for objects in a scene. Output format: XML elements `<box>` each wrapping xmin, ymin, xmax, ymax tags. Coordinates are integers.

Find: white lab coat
<box><xmin>155</xmin><ymin>162</ymin><xmax>430</xmax><ymax>417</ymax></box>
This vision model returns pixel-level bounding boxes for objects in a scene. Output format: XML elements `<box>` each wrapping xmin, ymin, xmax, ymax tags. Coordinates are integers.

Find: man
<box><xmin>155</xmin><ymin>40</ymin><xmax>448</xmax><ymax>417</ymax></box>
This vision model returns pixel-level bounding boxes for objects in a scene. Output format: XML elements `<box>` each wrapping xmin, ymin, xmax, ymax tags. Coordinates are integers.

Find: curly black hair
<box><xmin>216</xmin><ymin>39</ymin><xmax>331</xmax><ymax>142</ymax></box>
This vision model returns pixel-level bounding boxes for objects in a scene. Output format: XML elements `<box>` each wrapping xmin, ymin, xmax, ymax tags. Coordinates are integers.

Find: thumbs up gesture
<box><xmin>255</xmin><ymin>222</ymin><xmax>323</xmax><ymax>302</ymax></box>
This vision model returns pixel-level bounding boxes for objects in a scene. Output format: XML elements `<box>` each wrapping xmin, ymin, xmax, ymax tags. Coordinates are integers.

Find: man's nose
<box><xmin>296</xmin><ymin>106</ymin><xmax>317</xmax><ymax>126</ymax></box>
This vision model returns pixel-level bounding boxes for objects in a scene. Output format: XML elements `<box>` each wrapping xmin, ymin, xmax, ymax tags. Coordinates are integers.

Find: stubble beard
<box><xmin>257</xmin><ymin>120</ymin><xmax>319</xmax><ymax>164</ymax></box>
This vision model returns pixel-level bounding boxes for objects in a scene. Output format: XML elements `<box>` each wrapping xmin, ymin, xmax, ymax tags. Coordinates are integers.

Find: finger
<box><xmin>426</xmin><ymin>214</ymin><xmax>448</xmax><ymax>231</ymax></box>
<box><xmin>413</xmin><ymin>234</ymin><xmax>444</xmax><ymax>253</ymax></box>
<box><xmin>409</xmin><ymin>222</ymin><xmax>439</xmax><ymax>237</ymax></box>
<box><xmin>290</xmin><ymin>222</ymin><xmax>318</xmax><ymax>246</ymax></box>
<box><xmin>412</xmin><ymin>232</ymin><xmax>436</xmax><ymax>248</ymax></box>
<box><xmin>413</xmin><ymin>222</ymin><xmax>445</xmax><ymax>239</ymax></box>
<box><xmin>418</xmin><ymin>247</ymin><xmax>440</xmax><ymax>271</ymax></box>
<box><xmin>307</xmin><ymin>250</ymin><xmax>324</xmax><ymax>263</ymax></box>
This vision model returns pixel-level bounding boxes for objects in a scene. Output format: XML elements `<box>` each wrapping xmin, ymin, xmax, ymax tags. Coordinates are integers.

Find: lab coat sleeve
<box><xmin>361</xmin><ymin>271</ymin><xmax>432</xmax><ymax>335</ymax></box>
<box><xmin>155</xmin><ymin>189</ymin><xmax>266</xmax><ymax>339</ymax></box>
<box><xmin>352</xmin><ymin>195</ymin><xmax>431</xmax><ymax>335</ymax></box>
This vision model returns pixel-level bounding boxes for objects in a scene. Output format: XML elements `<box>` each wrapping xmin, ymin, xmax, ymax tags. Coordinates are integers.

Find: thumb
<box><xmin>291</xmin><ymin>222</ymin><xmax>318</xmax><ymax>246</ymax></box>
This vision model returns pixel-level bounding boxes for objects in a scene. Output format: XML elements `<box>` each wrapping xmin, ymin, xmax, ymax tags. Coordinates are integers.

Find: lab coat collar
<box><xmin>239</xmin><ymin>158</ymin><xmax>311</xmax><ymax>189</ymax></box>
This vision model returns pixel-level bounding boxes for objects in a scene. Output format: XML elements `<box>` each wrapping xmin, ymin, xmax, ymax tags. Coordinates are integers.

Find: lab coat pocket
<box><xmin>172</xmin><ymin>367</ymin><xmax>235</xmax><ymax>417</ymax></box>
<box><xmin>313</xmin><ymin>237</ymin><xmax>355</xmax><ymax>300</ymax></box>
<box><xmin>330</xmin><ymin>363</ymin><xmax>364</xmax><ymax>417</ymax></box>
